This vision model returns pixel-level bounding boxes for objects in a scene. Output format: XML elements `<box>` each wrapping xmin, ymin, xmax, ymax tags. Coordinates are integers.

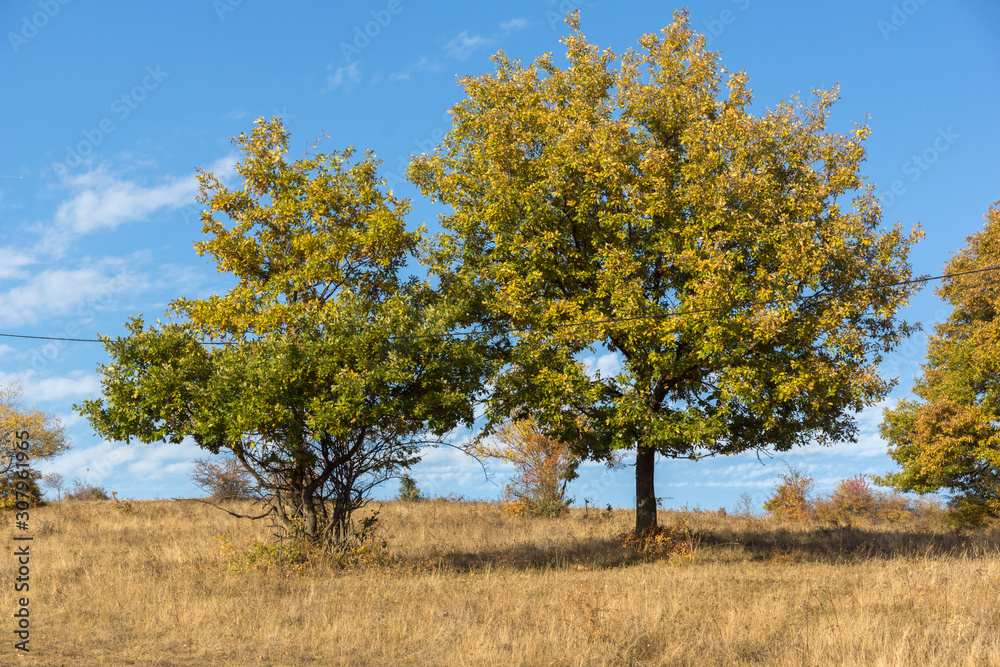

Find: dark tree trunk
<box><xmin>635</xmin><ymin>444</ymin><xmax>657</xmax><ymax>535</ymax></box>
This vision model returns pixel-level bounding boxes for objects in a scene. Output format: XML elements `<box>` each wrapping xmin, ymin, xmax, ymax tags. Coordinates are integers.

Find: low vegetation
<box><xmin>4</xmin><ymin>494</ymin><xmax>1000</xmax><ymax>665</ymax></box>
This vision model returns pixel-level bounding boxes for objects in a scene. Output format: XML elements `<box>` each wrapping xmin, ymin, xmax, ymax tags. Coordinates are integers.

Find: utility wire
<box><xmin>0</xmin><ymin>264</ymin><xmax>996</xmax><ymax>346</ymax></box>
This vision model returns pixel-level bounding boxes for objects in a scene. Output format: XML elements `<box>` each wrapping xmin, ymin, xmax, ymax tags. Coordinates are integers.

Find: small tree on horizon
<box><xmin>763</xmin><ymin>467</ymin><xmax>814</xmax><ymax>521</ymax></box>
<box><xmin>191</xmin><ymin>456</ymin><xmax>256</xmax><ymax>500</ymax></box>
<box><xmin>469</xmin><ymin>415</ymin><xmax>587</xmax><ymax>515</ymax></box>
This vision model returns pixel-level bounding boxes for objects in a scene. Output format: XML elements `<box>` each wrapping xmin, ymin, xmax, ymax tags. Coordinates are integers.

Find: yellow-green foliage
<box><xmin>621</xmin><ymin>522</ymin><xmax>698</xmax><ymax>564</ymax></box>
<box><xmin>0</xmin><ymin>470</ymin><xmax>42</xmax><ymax>510</ymax></box>
<box><xmin>764</xmin><ymin>468</ymin><xmax>814</xmax><ymax>521</ymax></box>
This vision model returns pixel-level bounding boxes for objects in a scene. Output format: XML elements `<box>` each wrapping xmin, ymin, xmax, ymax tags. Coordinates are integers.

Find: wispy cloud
<box><xmin>42</xmin><ymin>437</ymin><xmax>205</xmax><ymax>487</ymax></box>
<box><xmin>51</xmin><ymin>159</ymin><xmax>235</xmax><ymax>236</ymax></box>
<box><xmin>0</xmin><ymin>259</ymin><xmax>140</xmax><ymax>328</ymax></box>
<box><xmin>500</xmin><ymin>18</ymin><xmax>530</xmax><ymax>32</ymax></box>
<box><xmin>0</xmin><ymin>369</ymin><xmax>102</xmax><ymax>404</ymax></box>
<box><xmin>323</xmin><ymin>61</ymin><xmax>362</xmax><ymax>92</ymax></box>
<box><xmin>0</xmin><ymin>247</ymin><xmax>35</xmax><ymax>281</ymax></box>
<box><xmin>444</xmin><ymin>30</ymin><xmax>491</xmax><ymax>61</ymax></box>
<box><xmin>54</xmin><ymin>168</ymin><xmax>197</xmax><ymax>235</ymax></box>
<box><xmin>40</xmin><ymin>157</ymin><xmax>235</xmax><ymax>255</ymax></box>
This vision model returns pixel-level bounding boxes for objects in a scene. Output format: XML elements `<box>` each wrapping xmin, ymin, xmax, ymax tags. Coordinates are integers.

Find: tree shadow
<box><xmin>392</xmin><ymin>517</ymin><xmax>1000</xmax><ymax>573</ymax></box>
<box><xmin>691</xmin><ymin>519</ymin><xmax>1000</xmax><ymax>564</ymax></box>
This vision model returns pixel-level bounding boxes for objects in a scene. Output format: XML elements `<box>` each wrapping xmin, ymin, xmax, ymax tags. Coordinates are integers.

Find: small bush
<box><xmin>65</xmin><ymin>480</ymin><xmax>109</xmax><ymax>502</ymax></box>
<box><xmin>0</xmin><ymin>470</ymin><xmax>43</xmax><ymax>510</ymax></box>
<box><xmin>216</xmin><ymin>509</ymin><xmax>388</xmax><ymax>573</ymax></box>
<box><xmin>622</xmin><ymin>523</ymin><xmax>697</xmax><ymax>564</ymax></box>
<box><xmin>110</xmin><ymin>491</ymin><xmax>137</xmax><ymax>516</ymax></box>
<box><xmin>501</xmin><ymin>497</ymin><xmax>569</xmax><ymax>518</ymax></box>
<box><xmin>215</xmin><ymin>533</ymin><xmax>326</xmax><ymax>574</ymax></box>
<box><xmin>763</xmin><ymin>467</ymin><xmax>813</xmax><ymax>521</ymax></box>
<box><xmin>943</xmin><ymin>494</ymin><xmax>997</xmax><ymax>531</ymax></box>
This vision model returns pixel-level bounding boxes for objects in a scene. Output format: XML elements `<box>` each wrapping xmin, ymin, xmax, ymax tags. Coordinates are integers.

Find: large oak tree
<box><xmin>409</xmin><ymin>11</ymin><xmax>922</xmax><ymax>534</ymax></box>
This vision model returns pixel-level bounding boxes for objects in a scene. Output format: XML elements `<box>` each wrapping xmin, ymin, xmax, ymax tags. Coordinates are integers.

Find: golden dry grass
<box><xmin>4</xmin><ymin>497</ymin><xmax>1000</xmax><ymax>666</ymax></box>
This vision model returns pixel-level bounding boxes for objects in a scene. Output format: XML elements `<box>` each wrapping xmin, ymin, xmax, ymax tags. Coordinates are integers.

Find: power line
<box><xmin>0</xmin><ymin>264</ymin><xmax>997</xmax><ymax>346</ymax></box>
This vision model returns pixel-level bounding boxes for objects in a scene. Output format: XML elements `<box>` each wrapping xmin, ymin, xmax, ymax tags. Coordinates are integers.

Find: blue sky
<box><xmin>1</xmin><ymin>0</ymin><xmax>998</xmax><ymax>510</ymax></box>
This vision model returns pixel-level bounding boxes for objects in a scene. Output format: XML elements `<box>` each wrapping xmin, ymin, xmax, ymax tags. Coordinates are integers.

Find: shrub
<box><xmin>811</xmin><ymin>474</ymin><xmax>880</xmax><ymax>524</ymax></box>
<box><xmin>943</xmin><ymin>494</ymin><xmax>997</xmax><ymax>530</ymax></box>
<box><xmin>64</xmin><ymin>479</ymin><xmax>109</xmax><ymax>501</ymax></box>
<box><xmin>621</xmin><ymin>523</ymin><xmax>697</xmax><ymax>564</ymax></box>
<box><xmin>808</xmin><ymin>474</ymin><xmax>946</xmax><ymax>526</ymax></box>
<box><xmin>110</xmin><ymin>491</ymin><xmax>137</xmax><ymax>516</ymax></box>
<box><xmin>0</xmin><ymin>469</ymin><xmax>43</xmax><ymax>510</ymax></box>
<box><xmin>763</xmin><ymin>467</ymin><xmax>813</xmax><ymax>521</ymax></box>
<box><xmin>191</xmin><ymin>456</ymin><xmax>255</xmax><ymax>500</ymax></box>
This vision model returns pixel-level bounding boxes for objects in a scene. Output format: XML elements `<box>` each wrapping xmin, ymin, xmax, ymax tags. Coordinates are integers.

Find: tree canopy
<box><xmin>76</xmin><ymin>118</ymin><xmax>490</xmax><ymax>549</ymax></box>
<box><xmin>0</xmin><ymin>380</ymin><xmax>71</xmax><ymax>509</ymax></box>
<box><xmin>878</xmin><ymin>202</ymin><xmax>1000</xmax><ymax>520</ymax></box>
<box><xmin>408</xmin><ymin>10</ymin><xmax>922</xmax><ymax>534</ymax></box>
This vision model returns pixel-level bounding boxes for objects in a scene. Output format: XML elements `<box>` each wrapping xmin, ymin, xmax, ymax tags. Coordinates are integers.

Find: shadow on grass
<box><xmin>392</xmin><ymin>515</ymin><xmax>1000</xmax><ymax>574</ymax></box>
<box><xmin>691</xmin><ymin>519</ymin><xmax>1000</xmax><ymax>564</ymax></box>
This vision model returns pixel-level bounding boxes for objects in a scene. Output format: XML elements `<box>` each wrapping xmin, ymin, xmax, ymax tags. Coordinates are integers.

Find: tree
<box><xmin>0</xmin><ymin>380</ymin><xmax>72</xmax><ymax>478</ymax></box>
<box><xmin>762</xmin><ymin>466</ymin><xmax>813</xmax><ymax>521</ymax></box>
<box><xmin>0</xmin><ymin>381</ymin><xmax>71</xmax><ymax>510</ymax></box>
<box><xmin>191</xmin><ymin>456</ymin><xmax>255</xmax><ymax>500</ymax></box>
<box><xmin>76</xmin><ymin>117</ymin><xmax>489</xmax><ymax>551</ymax></box>
<box><xmin>396</xmin><ymin>474</ymin><xmax>423</xmax><ymax>502</ymax></box>
<box><xmin>408</xmin><ymin>11</ymin><xmax>922</xmax><ymax>534</ymax></box>
<box><xmin>41</xmin><ymin>472</ymin><xmax>65</xmax><ymax>502</ymax></box>
<box><xmin>468</xmin><ymin>415</ymin><xmax>583</xmax><ymax>515</ymax></box>
<box><xmin>877</xmin><ymin>202</ymin><xmax>1000</xmax><ymax>519</ymax></box>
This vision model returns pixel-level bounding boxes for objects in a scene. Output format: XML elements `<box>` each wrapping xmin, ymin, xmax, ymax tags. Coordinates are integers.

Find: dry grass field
<box><xmin>4</xmin><ymin>496</ymin><xmax>1000</xmax><ymax>666</ymax></box>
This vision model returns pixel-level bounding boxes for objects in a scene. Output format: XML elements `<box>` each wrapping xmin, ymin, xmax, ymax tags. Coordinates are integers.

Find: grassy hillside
<box><xmin>3</xmin><ymin>497</ymin><xmax>1000</xmax><ymax>665</ymax></box>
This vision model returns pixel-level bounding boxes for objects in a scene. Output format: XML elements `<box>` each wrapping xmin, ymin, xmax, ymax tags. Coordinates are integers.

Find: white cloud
<box><xmin>28</xmin><ymin>372</ymin><xmax>102</xmax><ymax>403</ymax></box>
<box><xmin>38</xmin><ymin>157</ymin><xmax>236</xmax><ymax>256</ymax></box>
<box><xmin>54</xmin><ymin>167</ymin><xmax>199</xmax><ymax>235</ymax></box>
<box><xmin>323</xmin><ymin>61</ymin><xmax>362</xmax><ymax>91</ymax></box>
<box><xmin>0</xmin><ymin>263</ymin><xmax>139</xmax><ymax>328</ymax></box>
<box><xmin>47</xmin><ymin>437</ymin><xmax>206</xmax><ymax>488</ymax></box>
<box><xmin>444</xmin><ymin>31</ymin><xmax>491</xmax><ymax>60</ymax></box>
<box><xmin>0</xmin><ymin>369</ymin><xmax>102</xmax><ymax>403</ymax></box>
<box><xmin>583</xmin><ymin>351</ymin><xmax>622</xmax><ymax>379</ymax></box>
<box><xmin>415</xmin><ymin>56</ymin><xmax>442</xmax><ymax>72</ymax></box>
<box><xmin>0</xmin><ymin>247</ymin><xmax>34</xmax><ymax>280</ymax></box>
<box><xmin>500</xmin><ymin>18</ymin><xmax>529</xmax><ymax>31</ymax></box>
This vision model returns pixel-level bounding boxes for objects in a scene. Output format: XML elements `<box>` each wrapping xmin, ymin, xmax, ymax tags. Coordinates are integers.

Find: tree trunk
<box><xmin>635</xmin><ymin>444</ymin><xmax>657</xmax><ymax>535</ymax></box>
